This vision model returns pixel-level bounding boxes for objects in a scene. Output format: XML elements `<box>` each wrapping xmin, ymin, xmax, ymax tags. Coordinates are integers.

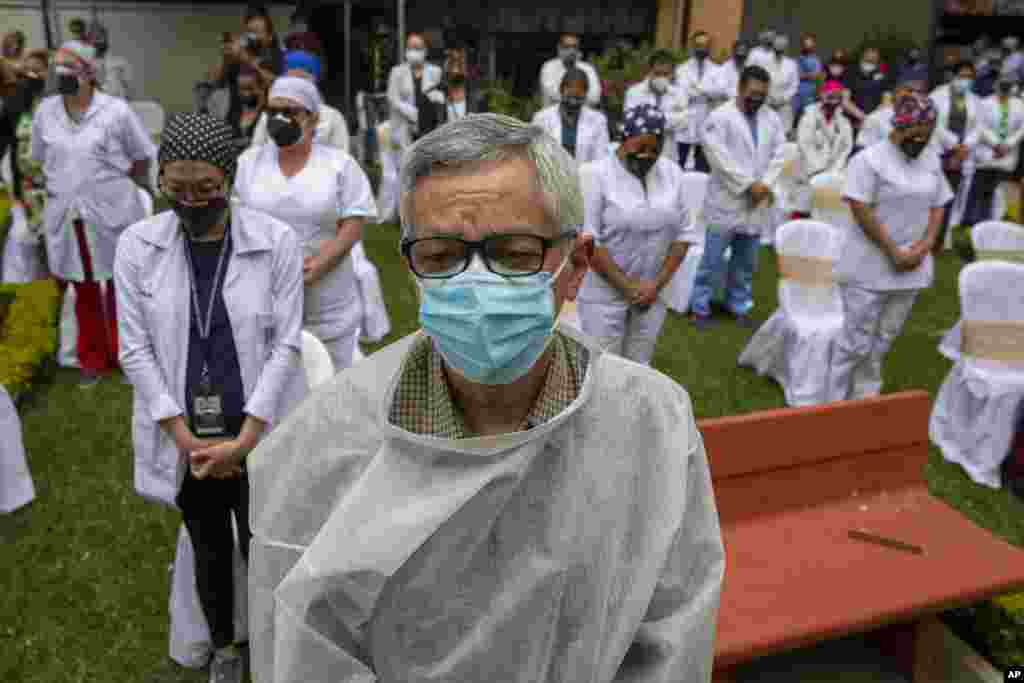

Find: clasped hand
<box><xmin>182</xmin><ymin>434</ymin><xmax>247</xmax><ymax>480</ymax></box>
<box><xmin>889</xmin><ymin>239</ymin><xmax>932</xmax><ymax>272</ymax></box>
<box><xmin>626</xmin><ymin>280</ymin><xmax>659</xmax><ymax>308</ymax></box>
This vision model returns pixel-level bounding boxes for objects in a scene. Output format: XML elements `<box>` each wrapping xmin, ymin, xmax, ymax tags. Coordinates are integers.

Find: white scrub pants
<box><xmin>578</xmin><ymin>299</ymin><xmax>668</xmax><ymax>365</ymax></box>
<box><xmin>376</xmin><ymin>145</ymin><xmax>401</xmax><ymax>224</ymax></box>
<box><xmin>828</xmin><ymin>285</ymin><xmax>918</xmax><ymax>402</ymax></box>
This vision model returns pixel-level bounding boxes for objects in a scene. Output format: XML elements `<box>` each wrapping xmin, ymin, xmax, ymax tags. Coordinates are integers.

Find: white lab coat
<box><xmin>705</xmin><ymin>60</ymin><xmax>743</xmax><ymax>108</ymax></box>
<box><xmin>930</xmin><ymin>84</ymin><xmax>983</xmax><ymax>153</ymax></box>
<box><xmin>701</xmin><ymin>100</ymin><xmax>788</xmax><ymax>235</ymax></box>
<box><xmin>234</xmin><ymin>143</ymin><xmax>376</xmax><ymax>370</ymax></box>
<box><xmin>96</xmin><ymin>54</ymin><xmax>132</xmax><ymax>100</ymax></box>
<box><xmin>539</xmin><ymin>57</ymin><xmax>603</xmax><ymax>108</ymax></box>
<box><xmin>838</xmin><ymin>140</ymin><xmax>954</xmax><ymax>291</ymax></box>
<box><xmin>675</xmin><ymin>58</ymin><xmax>720</xmax><ymax>144</ymax></box>
<box><xmin>531</xmin><ymin>105</ymin><xmax>610</xmax><ymax>164</ymax></box>
<box><xmin>247</xmin><ymin>323</ymin><xmax>725</xmax><ymax>683</ymax></box>
<box><xmin>794</xmin><ymin>103</ymin><xmax>853</xmax><ymax>211</ymax></box>
<box><xmin>623</xmin><ymin>79</ymin><xmax>689</xmax><ymax>156</ymax></box>
<box><xmin>757</xmin><ymin>54</ymin><xmax>800</xmax><ymax>132</ymax></box>
<box><xmin>857</xmin><ymin>104</ymin><xmax>893</xmax><ymax>149</ymax></box>
<box><xmin>386</xmin><ymin>62</ymin><xmax>443</xmax><ymax>149</ymax></box>
<box><xmin>31</xmin><ymin>92</ymin><xmax>156</xmax><ymax>281</ymax></box>
<box><xmin>114</xmin><ymin>205</ymin><xmax>304</xmax><ymax>507</ymax></box>
<box><xmin>576</xmin><ymin>154</ymin><xmax>699</xmax><ymax>363</ymax></box>
<box><xmin>975</xmin><ymin>94</ymin><xmax>1024</xmax><ymax>172</ymax></box>
<box><xmin>748</xmin><ymin>46</ymin><xmax>775</xmax><ymax>69</ymax></box>
<box><xmin>250</xmin><ymin>103</ymin><xmax>350</xmax><ymax>152</ymax></box>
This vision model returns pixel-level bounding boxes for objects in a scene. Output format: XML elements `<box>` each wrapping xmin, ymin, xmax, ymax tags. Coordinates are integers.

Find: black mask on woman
<box><xmin>626</xmin><ymin>153</ymin><xmax>658</xmax><ymax>178</ymax></box>
<box><xmin>561</xmin><ymin>95</ymin><xmax>584</xmax><ymax>114</ymax></box>
<box><xmin>900</xmin><ymin>138</ymin><xmax>928</xmax><ymax>159</ymax></box>
<box><xmin>743</xmin><ymin>95</ymin><xmax>766</xmax><ymax>115</ymax></box>
<box><xmin>170</xmin><ymin>196</ymin><xmax>229</xmax><ymax>238</ymax></box>
<box><xmin>998</xmin><ymin>81</ymin><xmax>1014</xmax><ymax>95</ymax></box>
<box><xmin>57</xmin><ymin>74</ymin><xmax>80</xmax><ymax>96</ymax></box>
<box><xmin>24</xmin><ymin>76</ymin><xmax>45</xmax><ymax>99</ymax></box>
<box><xmin>267</xmin><ymin>115</ymin><xmax>303</xmax><ymax>147</ymax></box>
<box><xmin>239</xmin><ymin>94</ymin><xmax>260</xmax><ymax>108</ymax></box>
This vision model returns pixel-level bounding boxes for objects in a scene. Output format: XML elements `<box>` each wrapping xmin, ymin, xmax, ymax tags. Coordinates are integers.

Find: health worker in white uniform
<box><xmin>32</xmin><ymin>41</ymin><xmax>156</xmax><ymax>386</ymax></box>
<box><xmin>828</xmin><ymin>93</ymin><xmax>953</xmax><ymax>401</ymax></box>
<box><xmin>234</xmin><ymin>76</ymin><xmax>377</xmax><ymax>372</ymax></box>
<box><xmin>577</xmin><ymin>104</ymin><xmax>698</xmax><ymax>365</ymax></box>
<box><xmin>675</xmin><ymin>30</ymin><xmax>719</xmax><ymax>172</ymax></box>
<box><xmin>531</xmin><ymin>68</ymin><xmax>610</xmax><ymax>164</ymax></box>
<box><xmin>793</xmin><ymin>79</ymin><xmax>853</xmax><ymax>214</ymax></box>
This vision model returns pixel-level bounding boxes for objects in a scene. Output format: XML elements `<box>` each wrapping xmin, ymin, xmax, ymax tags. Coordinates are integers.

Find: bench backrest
<box><xmin>697</xmin><ymin>391</ymin><xmax>932</xmax><ymax>525</ymax></box>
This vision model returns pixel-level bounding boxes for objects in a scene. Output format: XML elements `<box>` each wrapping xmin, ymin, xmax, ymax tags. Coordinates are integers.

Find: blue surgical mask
<box><xmin>417</xmin><ymin>254</ymin><xmax>571</xmax><ymax>385</ymax></box>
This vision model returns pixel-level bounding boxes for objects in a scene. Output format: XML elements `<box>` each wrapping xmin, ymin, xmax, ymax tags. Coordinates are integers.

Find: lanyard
<box><xmin>183</xmin><ymin>227</ymin><xmax>231</xmax><ymax>344</ymax></box>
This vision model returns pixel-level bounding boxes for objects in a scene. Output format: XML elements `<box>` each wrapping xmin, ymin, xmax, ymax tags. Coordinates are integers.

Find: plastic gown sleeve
<box><xmin>387</xmin><ymin>67</ymin><xmax>418</xmax><ymax>125</ymax></box>
<box><xmin>701</xmin><ymin>114</ymin><xmax>756</xmax><ymax>197</ymax></box>
<box><xmin>614</xmin><ymin>387</ymin><xmax>725</xmax><ymax>683</ymax></box>
<box><xmin>242</xmin><ymin>227</ymin><xmax>304</xmax><ymax>426</ymax></box>
<box><xmin>113</xmin><ymin>235</ymin><xmax>183</xmax><ymax>423</ymax></box>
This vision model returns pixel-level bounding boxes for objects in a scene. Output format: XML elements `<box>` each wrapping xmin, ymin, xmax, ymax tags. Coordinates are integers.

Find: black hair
<box><xmin>649</xmin><ymin>49</ymin><xmax>675</xmax><ymax>68</ymax></box>
<box><xmin>244</xmin><ymin>5</ymin><xmax>276</xmax><ymax>36</ymax></box>
<box><xmin>953</xmin><ymin>60</ymin><xmax>976</xmax><ymax>75</ymax></box>
<box><xmin>740</xmin><ymin>64</ymin><xmax>771</xmax><ymax>88</ymax></box>
<box><xmin>560</xmin><ymin>67</ymin><xmax>588</xmax><ymax>91</ymax></box>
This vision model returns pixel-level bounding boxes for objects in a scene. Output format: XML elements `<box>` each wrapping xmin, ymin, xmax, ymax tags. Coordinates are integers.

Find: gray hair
<box><xmin>398</xmin><ymin>113</ymin><xmax>584</xmax><ymax>242</ymax></box>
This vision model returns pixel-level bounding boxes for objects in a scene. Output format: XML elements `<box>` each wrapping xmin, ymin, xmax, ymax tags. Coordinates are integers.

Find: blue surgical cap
<box><xmin>284</xmin><ymin>50</ymin><xmax>321</xmax><ymax>80</ymax></box>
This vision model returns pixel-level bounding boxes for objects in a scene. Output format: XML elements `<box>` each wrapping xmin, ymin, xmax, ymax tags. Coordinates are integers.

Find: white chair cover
<box><xmin>939</xmin><ymin>222</ymin><xmax>1024</xmax><ymax>359</ymax></box>
<box><xmin>766</xmin><ymin>142</ymin><xmax>801</xmax><ymax>247</ymax></box>
<box><xmin>666</xmin><ymin>172</ymin><xmax>710</xmax><ymax>313</ymax></box>
<box><xmin>738</xmin><ymin>219</ymin><xmax>845</xmax><ymax>406</ymax></box>
<box><xmin>168</xmin><ymin>520</ymin><xmax>250</xmax><ymax>668</ymax></box>
<box><xmin>0</xmin><ymin>384</ymin><xmax>34</xmax><ymax>513</ymax></box>
<box><xmin>301</xmin><ymin>329</ymin><xmax>335</xmax><ymax>389</ymax></box>
<box><xmin>1</xmin><ymin>204</ymin><xmax>46</xmax><ymax>283</ymax></box>
<box><xmin>930</xmin><ymin>261</ymin><xmax>1024</xmax><ymax>488</ymax></box>
<box><xmin>809</xmin><ymin>172</ymin><xmax>852</xmax><ymax>236</ymax></box>
<box><xmin>351</xmin><ymin>241</ymin><xmax>391</xmax><ymax>343</ymax></box>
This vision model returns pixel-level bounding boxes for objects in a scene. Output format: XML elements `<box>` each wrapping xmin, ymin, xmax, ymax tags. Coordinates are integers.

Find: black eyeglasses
<box><xmin>401</xmin><ymin>230</ymin><xmax>577</xmax><ymax>279</ymax></box>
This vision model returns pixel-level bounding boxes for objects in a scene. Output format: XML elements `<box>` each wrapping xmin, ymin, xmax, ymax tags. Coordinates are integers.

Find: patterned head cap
<box><xmin>891</xmin><ymin>92</ymin><xmax>937</xmax><ymax>129</ymax></box>
<box><xmin>622</xmin><ymin>103</ymin><xmax>666</xmax><ymax>140</ymax></box>
<box><xmin>158</xmin><ymin>113</ymin><xmax>238</xmax><ymax>182</ymax></box>
<box><xmin>55</xmin><ymin>41</ymin><xmax>96</xmax><ymax>80</ymax></box>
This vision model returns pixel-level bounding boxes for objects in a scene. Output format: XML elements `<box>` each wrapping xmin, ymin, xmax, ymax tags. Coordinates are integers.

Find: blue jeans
<box><xmin>690</xmin><ymin>228</ymin><xmax>761</xmax><ymax>317</ymax></box>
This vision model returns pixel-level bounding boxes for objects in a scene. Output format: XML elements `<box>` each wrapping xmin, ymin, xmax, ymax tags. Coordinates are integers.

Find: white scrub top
<box><xmin>247</xmin><ymin>325</ymin><xmax>725</xmax><ymax>683</ymax></box>
<box><xmin>31</xmin><ymin>92</ymin><xmax>156</xmax><ymax>281</ymax></box>
<box><xmin>839</xmin><ymin>140</ymin><xmax>954</xmax><ymax>291</ymax></box>
<box><xmin>578</xmin><ymin>154</ymin><xmax>698</xmax><ymax>304</ymax></box>
<box><xmin>234</xmin><ymin>143</ymin><xmax>377</xmax><ymax>340</ymax></box>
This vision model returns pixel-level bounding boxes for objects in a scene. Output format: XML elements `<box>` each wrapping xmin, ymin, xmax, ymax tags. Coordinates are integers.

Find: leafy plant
<box><xmin>0</xmin><ymin>279</ymin><xmax>60</xmax><ymax>401</ymax></box>
<box><xmin>479</xmin><ymin>79</ymin><xmax>542</xmax><ymax>123</ymax></box>
<box><xmin>849</xmin><ymin>28</ymin><xmax>920</xmax><ymax>69</ymax></box>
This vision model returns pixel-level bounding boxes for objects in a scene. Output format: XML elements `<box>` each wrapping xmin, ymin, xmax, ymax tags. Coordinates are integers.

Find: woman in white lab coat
<box><xmin>386</xmin><ymin>32</ymin><xmax>443</xmax><ymax>151</ymax></box>
<box><xmin>827</xmin><ymin>94</ymin><xmax>953</xmax><ymax>402</ymax></box>
<box><xmin>531</xmin><ymin>68</ymin><xmax>610</xmax><ymax>164</ymax></box>
<box><xmin>965</xmin><ymin>74</ymin><xmax>1024</xmax><ymax>224</ymax></box>
<box><xmin>33</xmin><ymin>42</ymin><xmax>156</xmax><ymax>386</ymax></box>
<box><xmin>793</xmin><ymin>80</ymin><xmax>853</xmax><ymax>216</ymax></box>
<box><xmin>114</xmin><ymin>113</ymin><xmax>303</xmax><ymax>680</ymax></box>
<box><xmin>234</xmin><ymin>76</ymin><xmax>377</xmax><ymax>372</ymax></box>
<box><xmin>576</xmin><ymin>104</ymin><xmax>698</xmax><ymax>364</ymax></box>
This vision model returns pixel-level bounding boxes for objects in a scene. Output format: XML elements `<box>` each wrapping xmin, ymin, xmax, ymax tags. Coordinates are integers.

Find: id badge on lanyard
<box><xmin>185</xmin><ymin>230</ymin><xmax>231</xmax><ymax>438</ymax></box>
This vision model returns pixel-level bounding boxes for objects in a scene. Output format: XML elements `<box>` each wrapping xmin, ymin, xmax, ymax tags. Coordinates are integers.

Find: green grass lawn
<box><xmin>1</xmin><ymin>222</ymin><xmax>1022</xmax><ymax>683</ymax></box>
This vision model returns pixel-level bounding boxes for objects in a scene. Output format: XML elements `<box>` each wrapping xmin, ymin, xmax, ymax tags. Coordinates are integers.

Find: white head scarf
<box><xmin>268</xmin><ymin>76</ymin><xmax>322</xmax><ymax>114</ymax></box>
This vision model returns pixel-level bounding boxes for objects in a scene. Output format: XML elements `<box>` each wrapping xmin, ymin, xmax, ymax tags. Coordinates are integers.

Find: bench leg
<box><xmin>864</xmin><ymin>616</ymin><xmax>950</xmax><ymax>683</ymax></box>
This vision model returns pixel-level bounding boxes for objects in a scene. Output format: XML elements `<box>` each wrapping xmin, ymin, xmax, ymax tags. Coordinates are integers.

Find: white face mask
<box><xmin>406</xmin><ymin>48</ymin><xmax>426</xmax><ymax>65</ymax></box>
<box><xmin>650</xmin><ymin>77</ymin><xmax>670</xmax><ymax>93</ymax></box>
<box><xmin>861</xmin><ymin>62</ymin><xmax>877</xmax><ymax>74</ymax></box>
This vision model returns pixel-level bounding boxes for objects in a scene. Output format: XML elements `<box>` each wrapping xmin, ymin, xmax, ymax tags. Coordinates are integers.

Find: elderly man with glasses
<box><xmin>245</xmin><ymin>113</ymin><xmax>724</xmax><ymax>683</ymax></box>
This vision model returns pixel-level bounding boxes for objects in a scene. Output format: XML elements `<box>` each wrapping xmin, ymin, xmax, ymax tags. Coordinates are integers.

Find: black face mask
<box><xmin>267</xmin><ymin>115</ymin><xmax>303</xmax><ymax>147</ymax></box>
<box><xmin>95</xmin><ymin>45</ymin><xmax>108</xmax><ymax>57</ymax></box>
<box><xmin>626</xmin><ymin>153</ymin><xmax>657</xmax><ymax>178</ymax></box>
<box><xmin>57</xmin><ymin>74</ymin><xmax>80</xmax><ymax>96</ymax></box>
<box><xmin>694</xmin><ymin>48</ymin><xmax>709</xmax><ymax>60</ymax></box>
<box><xmin>239</xmin><ymin>94</ymin><xmax>260</xmax><ymax>108</ymax></box>
<box><xmin>170</xmin><ymin>196</ymin><xmax>229</xmax><ymax>238</ymax></box>
<box><xmin>561</xmin><ymin>95</ymin><xmax>584</xmax><ymax>113</ymax></box>
<box><xmin>999</xmin><ymin>81</ymin><xmax>1014</xmax><ymax>95</ymax></box>
<box><xmin>900</xmin><ymin>138</ymin><xmax>928</xmax><ymax>159</ymax></box>
<box><xmin>743</xmin><ymin>95</ymin><xmax>765</xmax><ymax>114</ymax></box>
<box><xmin>24</xmin><ymin>76</ymin><xmax>45</xmax><ymax>98</ymax></box>
<box><xmin>735</xmin><ymin>55</ymin><xmax>747</xmax><ymax>67</ymax></box>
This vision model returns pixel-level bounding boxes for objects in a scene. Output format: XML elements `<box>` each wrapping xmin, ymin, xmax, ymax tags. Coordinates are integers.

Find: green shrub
<box><xmin>944</xmin><ymin>593</ymin><xmax>1024</xmax><ymax>671</ymax></box>
<box><xmin>0</xmin><ymin>279</ymin><xmax>60</xmax><ymax>400</ymax></box>
<box><xmin>849</xmin><ymin>28</ymin><xmax>919</xmax><ymax>69</ymax></box>
<box><xmin>480</xmin><ymin>79</ymin><xmax>542</xmax><ymax>123</ymax></box>
<box><xmin>592</xmin><ymin>41</ymin><xmax>690</xmax><ymax>139</ymax></box>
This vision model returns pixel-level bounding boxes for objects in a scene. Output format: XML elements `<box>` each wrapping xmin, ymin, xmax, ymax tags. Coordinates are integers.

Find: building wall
<box><xmin>0</xmin><ymin>0</ymin><xmax>293</xmax><ymax>115</ymax></box>
<box><xmin>741</xmin><ymin>0</ymin><xmax>933</xmax><ymax>54</ymax></box>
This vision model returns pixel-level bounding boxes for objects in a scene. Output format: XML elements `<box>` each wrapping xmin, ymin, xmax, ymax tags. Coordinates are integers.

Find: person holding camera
<box><xmin>200</xmin><ymin>6</ymin><xmax>284</xmax><ymax>116</ymax></box>
<box><xmin>539</xmin><ymin>32</ymin><xmax>602</xmax><ymax>108</ymax></box>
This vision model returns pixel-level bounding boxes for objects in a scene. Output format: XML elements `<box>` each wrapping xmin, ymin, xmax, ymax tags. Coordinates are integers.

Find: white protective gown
<box><xmin>576</xmin><ymin>155</ymin><xmax>699</xmax><ymax>364</ymax></box>
<box><xmin>31</xmin><ymin>92</ymin><xmax>156</xmax><ymax>281</ymax></box>
<box><xmin>828</xmin><ymin>140</ymin><xmax>954</xmax><ymax>401</ymax></box>
<box><xmin>531</xmin><ymin>105</ymin><xmax>610</xmax><ymax>165</ymax></box>
<box><xmin>794</xmin><ymin>103</ymin><xmax>854</xmax><ymax>212</ymax></box>
<box><xmin>0</xmin><ymin>384</ymin><xmax>34</xmax><ymax>513</ymax></box>
<box><xmin>247</xmin><ymin>323</ymin><xmax>725</xmax><ymax>683</ymax></box>
<box><xmin>623</xmin><ymin>80</ymin><xmax>689</xmax><ymax>161</ymax></box>
<box><xmin>674</xmin><ymin>58</ymin><xmax>720</xmax><ymax>147</ymax></box>
<box><xmin>539</xmin><ymin>57</ymin><xmax>603</xmax><ymax>108</ymax></box>
<box><xmin>234</xmin><ymin>143</ymin><xmax>377</xmax><ymax>372</ymax></box>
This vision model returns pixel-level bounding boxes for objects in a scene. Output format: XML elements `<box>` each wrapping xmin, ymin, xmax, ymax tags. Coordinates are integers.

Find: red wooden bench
<box><xmin>698</xmin><ymin>390</ymin><xmax>1024</xmax><ymax>681</ymax></box>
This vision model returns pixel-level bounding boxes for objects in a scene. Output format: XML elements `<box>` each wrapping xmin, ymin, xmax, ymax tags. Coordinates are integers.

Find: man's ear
<box><xmin>566</xmin><ymin>233</ymin><xmax>594</xmax><ymax>301</ymax></box>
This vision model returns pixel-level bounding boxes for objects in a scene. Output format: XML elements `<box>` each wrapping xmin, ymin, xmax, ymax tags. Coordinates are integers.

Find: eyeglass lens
<box><xmin>409</xmin><ymin>235</ymin><xmax>548</xmax><ymax>277</ymax></box>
